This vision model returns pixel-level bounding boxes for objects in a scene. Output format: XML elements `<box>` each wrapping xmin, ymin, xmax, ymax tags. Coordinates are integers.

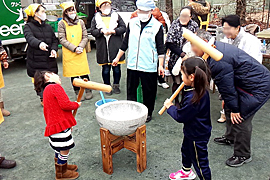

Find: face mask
<box><xmin>37</xmin><ymin>13</ymin><xmax>46</xmax><ymax>21</ymax></box>
<box><xmin>68</xmin><ymin>13</ymin><xmax>77</xmax><ymax>20</ymax></box>
<box><xmin>137</xmin><ymin>13</ymin><xmax>150</xmax><ymax>22</ymax></box>
<box><xmin>102</xmin><ymin>8</ymin><xmax>111</xmax><ymax>15</ymax></box>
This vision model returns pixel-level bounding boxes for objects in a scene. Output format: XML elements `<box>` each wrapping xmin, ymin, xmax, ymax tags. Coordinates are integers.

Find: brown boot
<box><xmin>0</xmin><ymin>157</ymin><xmax>16</xmax><ymax>169</ymax></box>
<box><xmin>0</xmin><ymin>102</ymin><xmax>10</xmax><ymax>116</ymax></box>
<box><xmin>54</xmin><ymin>158</ymin><xmax>78</xmax><ymax>171</ymax></box>
<box><xmin>55</xmin><ymin>163</ymin><xmax>79</xmax><ymax>180</ymax></box>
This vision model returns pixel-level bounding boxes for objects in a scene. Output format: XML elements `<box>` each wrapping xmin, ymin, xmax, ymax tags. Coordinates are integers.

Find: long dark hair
<box><xmin>181</xmin><ymin>57</ymin><xmax>211</xmax><ymax>104</ymax></box>
<box><xmin>34</xmin><ymin>71</ymin><xmax>50</xmax><ymax>93</ymax></box>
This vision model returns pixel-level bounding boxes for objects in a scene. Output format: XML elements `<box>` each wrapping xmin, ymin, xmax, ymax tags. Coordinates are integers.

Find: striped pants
<box><xmin>181</xmin><ymin>136</ymin><xmax>211</xmax><ymax>180</ymax></box>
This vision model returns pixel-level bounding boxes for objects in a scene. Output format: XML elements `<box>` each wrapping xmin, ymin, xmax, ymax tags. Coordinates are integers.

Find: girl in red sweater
<box><xmin>34</xmin><ymin>71</ymin><xmax>81</xmax><ymax>180</ymax></box>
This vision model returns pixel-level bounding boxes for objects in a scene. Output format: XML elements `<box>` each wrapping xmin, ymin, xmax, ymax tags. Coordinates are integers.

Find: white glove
<box><xmin>49</xmin><ymin>50</ymin><xmax>57</xmax><ymax>58</ymax></box>
<box><xmin>39</xmin><ymin>42</ymin><xmax>48</xmax><ymax>51</ymax></box>
<box><xmin>172</xmin><ymin>57</ymin><xmax>182</xmax><ymax>76</ymax></box>
<box><xmin>75</xmin><ymin>47</ymin><xmax>83</xmax><ymax>54</ymax></box>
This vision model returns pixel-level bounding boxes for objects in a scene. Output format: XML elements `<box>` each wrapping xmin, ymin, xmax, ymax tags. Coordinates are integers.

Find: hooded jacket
<box><xmin>24</xmin><ymin>20</ymin><xmax>58</xmax><ymax>77</ymax></box>
<box><xmin>208</xmin><ymin>41</ymin><xmax>270</xmax><ymax>119</ymax></box>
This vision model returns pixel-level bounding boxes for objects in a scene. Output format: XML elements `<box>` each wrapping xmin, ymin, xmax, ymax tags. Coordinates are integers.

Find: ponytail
<box><xmin>181</xmin><ymin>57</ymin><xmax>211</xmax><ymax>104</ymax></box>
<box><xmin>192</xmin><ymin>66</ymin><xmax>209</xmax><ymax>104</ymax></box>
<box><xmin>34</xmin><ymin>71</ymin><xmax>50</xmax><ymax>93</ymax></box>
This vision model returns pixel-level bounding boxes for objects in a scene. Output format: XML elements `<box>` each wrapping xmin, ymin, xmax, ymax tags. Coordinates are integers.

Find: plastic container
<box><xmin>95</xmin><ymin>99</ymin><xmax>118</xmax><ymax>108</ymax></box>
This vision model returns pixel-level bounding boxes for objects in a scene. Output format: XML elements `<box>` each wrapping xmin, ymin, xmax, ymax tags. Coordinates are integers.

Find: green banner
<box><xmin>0</xmin><ymin>0</ymin><xmax>25</xmax><ymax>41</ymax></box>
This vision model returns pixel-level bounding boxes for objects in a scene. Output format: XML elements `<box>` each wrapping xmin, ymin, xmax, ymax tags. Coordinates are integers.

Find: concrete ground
<box><xmin>0</xmin><ymin>49</ymin><xmax>270</xmax><ymax>180</ymax></box>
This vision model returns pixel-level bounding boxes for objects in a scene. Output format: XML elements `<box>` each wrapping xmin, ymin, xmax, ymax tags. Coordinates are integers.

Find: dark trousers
<box><xmin>224</xmin><ymin>105</ymin><xmax>254</xmax><ymax>157</ymax></box>
<box><xmin>182</xmin><ymin>136</ymin><xmax>211</xmax><ymax>180</ymax></box>
<box><xmin>71</xmin><ymin>75</ymin><xmax>90</xmax><ymax>91</ymax></box>
<box><xmin>158</xmin><ymin>75</ymin><xmax>165</xmax><ymax>84</ymax></box>
<box><xmin>102</xmin><ymin>64</ymin><xmax>121</xmax><ymax>85</ymax></box>
<box><xmin>127</xmin><ymin>69</ymin><xmax>157</xmax><ymax>117</ymax></box>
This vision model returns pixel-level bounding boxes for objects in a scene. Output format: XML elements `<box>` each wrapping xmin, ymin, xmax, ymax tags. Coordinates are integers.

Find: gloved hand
<box><xmin>49</xmin><ymin>50</ymin><xmax>57</xmax><ymax>58</ymax></box>
<box><xmin>172</xmin><ymin>57</ymin><xmax>182</xmax><ymax>76</ymax></box>
<box><xmin>75</xmin><ymin>47</ymin><xmax>83</xmax><ymax>54</ymax></box>
<box><xmin>39</xmin><ymin>42</ymin><xmax>48</xmax><ymax>51</ymax></box>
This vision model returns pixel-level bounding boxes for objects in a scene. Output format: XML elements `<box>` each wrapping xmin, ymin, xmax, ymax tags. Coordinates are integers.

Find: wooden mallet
<box><xmin>72</xmin><ymin>78</ymin><xmax>112</xmax><ymax>117</ymax></box>
<box><xmin>158</xmin><ymin>28</ymin><xmax>223</xmax><ymax>115</ymax></box>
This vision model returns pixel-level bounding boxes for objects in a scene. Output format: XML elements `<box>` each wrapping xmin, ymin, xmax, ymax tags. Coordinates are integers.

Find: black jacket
<box><xmin>24</xmin><ymin>20</ymin><xmax>58</xmax><ymax>77</ymax></box>
<box><xmin>90</xmin><ymin>12</ymin><xmax>126</xmax><ymax>64</ymax></box>
<box><xmin>208</xmin><ymin>41</ymin><xmax>270</xmax><ymax>119</ymax></box>
<box><xmin>167</xmin><ymin>86</ymin><xmax>211</xmax><ymax>141</ymax></box>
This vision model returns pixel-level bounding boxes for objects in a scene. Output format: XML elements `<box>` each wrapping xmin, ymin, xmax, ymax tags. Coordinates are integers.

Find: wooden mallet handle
<box><xmin>158</xmin><ymin>82</ymin><xmax>185</xmax><ymax>115</ymax></box>
<box><xmin>73</xmin><ymin>78</ymin><xmax>88</xmax><ymax>117</ymax></box>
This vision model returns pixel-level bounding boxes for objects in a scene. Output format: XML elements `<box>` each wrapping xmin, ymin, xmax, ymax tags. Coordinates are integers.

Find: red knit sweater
<box><xmin>43</xmin><ymin>83</ymin><xmax>79</xmax><ymax>137</ymax></box>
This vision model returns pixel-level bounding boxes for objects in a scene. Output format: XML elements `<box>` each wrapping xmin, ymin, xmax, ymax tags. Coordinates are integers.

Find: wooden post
<box><xmin>136</xmin><ymin>125</ymin><xmax>147</xmax><ymax>173</ymax></box>
<box><xmin>99</xmin><ymin>125</ymin><xmax>147</xmax><ymax>174</ymax></box>
<box><xmin>100</xmin><ymin>128</ymin><xmax>113</xmax><ymax>175</ymax></box>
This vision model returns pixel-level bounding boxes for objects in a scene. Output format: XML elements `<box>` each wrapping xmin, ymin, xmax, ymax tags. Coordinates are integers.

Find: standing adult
<box><xmin>166</xmin><ymin>6</ymin><xmax>198</xmax><ymax>108</ymax></box>
<box><xmin>0</xmin><ymin>41</ymin><xmax>10</xmax><ymax>116</ymax></box>
<box><xmin>222</xmin><ymin>15</ymin><xmax>262</xmax><ymax>63</ymax></box>
<box><xmin>112</xmin><ymin>0</ymin><xmax>165</xmax><ymax>122</ymax></box>
<box><xmin>90</xmin><ymin>0</ymin><xmax>126</xmax><ymax>95</ymax></box>
<box><xmin>24</xmin><ymin>4</ymin><xmax>58</xmax><ymax>106</ymax></box>
<box><xmin>192</xmin><ymin>29</ymin><xmax>270</xmax><ymax>167</ymax></box>
<box><xmin>188</xmin><ymin>0</ymin><xmax>211</xmax><ymax>29</ymax></box>
<box><xmin>59</xmin><ymin>2</ymin><xmax>93</xmax><ymax>100</ymax></box>
<box><xmin>130</xmin><ymin>3</ymin><xmax>169</xmax><ymax>89</ymax></box>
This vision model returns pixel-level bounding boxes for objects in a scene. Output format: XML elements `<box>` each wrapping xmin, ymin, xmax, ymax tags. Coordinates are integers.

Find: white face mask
<box><xmin>137</xmin><ymin>13</ymin><xmax>150</xmax><ymax>22</ymax></box>
<box><xmin>68</xmin><ymin>13</ymin><xmax>77</xmax><ymax>20</ymax></box>
<box><xmin>37</xmin><ymin>13</ymin><xmax>47</xmax><ymax>21</ymax></box>
<box><xmin>102</xmin><ymin>8</ymin><xmax>111</xmax><ymax>15</ymax></box>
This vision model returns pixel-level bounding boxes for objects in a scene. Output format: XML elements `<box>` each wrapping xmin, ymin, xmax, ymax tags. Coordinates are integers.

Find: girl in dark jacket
<box><xmin>90</xmin><ymin>0</ymin><xmax>126</xmax><ymax>95</ymax></box>
<box><xmin>24</xmin><ymin>4</ymin><xmax>58</xmax><ymax>105</ymax></box>
<box><xmin>164</xmin><ymin>57</ymin><xmax>212</xmax><ymax>180</ymax></box>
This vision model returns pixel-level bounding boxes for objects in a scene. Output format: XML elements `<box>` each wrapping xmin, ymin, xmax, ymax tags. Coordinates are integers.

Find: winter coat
<box><xmin>24</xmin><ymin>20</ymin><xmax>58</xmax><ymax>77</ymax></box>
<box><xmin>43</xmin><ymin>82</ymin><xmax>79</xmax><ymax>137</ymax></box>
<box><xmin>58</xmin><ymin>17</ymin><xmax>88</xmax><ymax>52</ymax></box>
<box><xmin>188</xmin><ymin>1</ymin><xmax>211</xmax><ymax>27</ymax></box>
<box><xmin>58</xmin><ymin>17</ymin><xmax>90</xmax><ymax>77</ymax></box>
<box><xmin>166</xmin><ymin>19</ymin><xmax>198</xmax><ymax>71</ymax></box>
<box><xmin>222</xmin><ymin>27</ymin><xmax>262</xmax><ymax>63</ymax></box>
<box><xmin>208</xmin><ymin>41</ymin><xmax>270</xmax><ymax>120</ymax></box>
<box><xmin>90</xmin><ymin>12</ymin><xmax>126</xmax><ymax>65</ymax></box>
<box><xmin>167</xmin><ymin>86</ymin><xmax>211</xmax><ymax>141</ymax></box>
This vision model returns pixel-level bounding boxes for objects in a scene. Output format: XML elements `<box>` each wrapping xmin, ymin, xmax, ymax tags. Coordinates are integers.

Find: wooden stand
<box><xmin>100</xmin><ymin>125</ymin><xmax>147</xmax><ymax>175</ymax></box>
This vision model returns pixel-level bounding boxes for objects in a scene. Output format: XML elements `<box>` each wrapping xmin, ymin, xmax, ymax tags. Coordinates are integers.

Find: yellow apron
<box><xmin>0</xmin><ymin>66</ymin><xmax>4</xmax><ymax>88</ymax></box>
<box><xmin>62</xmin><ymin>20</ymin><xmax>90</xmax><ymax>77</ymax></box>
<box><xmin>0</xmin><ymin>66</ymin><xmax>4</xmax><ymax>124</ymax></box>
<box><xmin>0</xmin><ymin>109</ymin><xmax>4</xmax><ymax>124</ymax></box>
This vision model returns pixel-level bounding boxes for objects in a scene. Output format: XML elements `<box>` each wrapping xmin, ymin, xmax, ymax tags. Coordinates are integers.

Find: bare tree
<box><xmin>166</xmin><ymin>0</ymin><xmax>173</xmax><ymax>22</ymax></box>
<box><xmin>236</xmin><ymin>0</ymin><xmax>247</xmax><ymax>23</ymax></box>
